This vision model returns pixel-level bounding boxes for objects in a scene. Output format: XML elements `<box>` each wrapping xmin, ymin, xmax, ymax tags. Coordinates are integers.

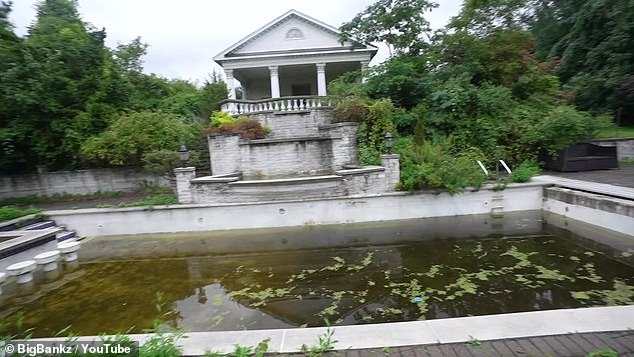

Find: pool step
<box><xmin>56</xmin><ymin>230</ymin><xmax>76</xmax><ymax>242</ymax></box>
<box><xmin>0</xmin><ymin>217</ymin><xmax>81</xmax><ymax>259</ymax></box>
<box><xmin>23</xmin><ymin>220</ymin><xmax>56</xmax><ymax>230</ymax></box>
<box><xmin>491</xmin><ymin>194</ymin><xmax>504</xmax><ymax>218</ymax></box>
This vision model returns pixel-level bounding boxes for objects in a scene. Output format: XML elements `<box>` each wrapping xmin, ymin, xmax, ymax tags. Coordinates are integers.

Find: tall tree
<box><xmin>339</xmin><ymin>0</ymin><xmax>438</xmax><ymax>56</ymax></box>
<box><xmin>0</xmin><ymin>1</ymin><xmax>31</xmax><ymax>172</ymax></box>
<box><xmin>18</xmin><ymin>0</ymin><xmax>109</xmax><ymax>169</ymax></box>
<box><xmin>450</xmin><ymin>0</ymin><xmax>532</xmax><ymax>36</ymax></box>
<box><xmin>532</xmin><ymin>0</ymin><xmax>634</xmax><ymax>118</ymax></box>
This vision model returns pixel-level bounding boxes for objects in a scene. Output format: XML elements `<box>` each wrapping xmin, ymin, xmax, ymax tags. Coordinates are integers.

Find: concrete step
<box><xmin>56</xmin><ymin>231</ymin><xmax>76</xmax><ymax>242</ymax></box>
<box><xmin>23</xmin><ymin>220</ymin><xmax>56</xmax><ymax>230</ymax></box>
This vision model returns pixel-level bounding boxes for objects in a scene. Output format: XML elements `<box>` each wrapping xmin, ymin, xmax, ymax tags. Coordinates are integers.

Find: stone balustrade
<box><xmin>220</xmin><ymin>96</ymin><xmax>339</xmax><ymax>115</ymax></box>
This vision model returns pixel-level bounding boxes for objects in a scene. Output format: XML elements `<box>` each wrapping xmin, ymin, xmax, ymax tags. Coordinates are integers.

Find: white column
<box><xmin>269</xmin><ymin>66</ymin><xmax>280</xmax><ymax>98</ymax></box>
<box><xmin>360</xmin><ymin>60</ymin><xmax>370</xmax><ymax>83</ymax></box>
<box><xmin>316</xmin><ymin>63</ymin><xmax>327</xmax><ymax>96</ymax></box>
<box><xmin>224</xmin><ymin>69</ymin><xmax>236</xmax><ymax>99</ymax></box>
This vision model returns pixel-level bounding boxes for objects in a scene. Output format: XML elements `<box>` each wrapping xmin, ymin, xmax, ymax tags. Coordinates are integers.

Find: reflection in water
<box><xmin>1</xmin><ymin>215</ymin><xmax>633</xmax><ymax>338</ymax></box>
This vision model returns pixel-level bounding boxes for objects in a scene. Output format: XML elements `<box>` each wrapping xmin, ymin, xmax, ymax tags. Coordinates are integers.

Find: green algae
<box><xmin>5</xmin><ymin>226</ymin><xmax>633</xmax><ymax>337</ymax></box>
<box><xmin>571</xmin><ymin>279</ymin><xmax>634</xmax><ymax>305</ymax></box>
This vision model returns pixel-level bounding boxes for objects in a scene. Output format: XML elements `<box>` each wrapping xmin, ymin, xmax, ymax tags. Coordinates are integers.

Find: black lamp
<box><xmin>384</xmin><ymin>132</ymin><xmax>394</xmax><ymax>154</ymax></box>
<box><xmin>178</xmin><ymin>144</ymin><xmax>190</xmax><ymax>167</ymax></box>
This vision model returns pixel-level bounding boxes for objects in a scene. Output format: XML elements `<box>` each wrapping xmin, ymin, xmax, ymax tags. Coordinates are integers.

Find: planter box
<box><xmin>541</xmin><ymin>143</ymin><xmax>619</xmax><ymax>172</ymax></box>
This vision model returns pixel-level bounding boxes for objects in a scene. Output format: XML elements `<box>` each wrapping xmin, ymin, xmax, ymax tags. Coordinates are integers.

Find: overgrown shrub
<box><xmin>396</xmin><ymin>137</ymin><xmax>487</xmax><ymax>193</ymax></box>
<box><xmin>0</xmin><ymin>206</ymin><xmax>41</xmax><ymax>221</ymax></box>
<box><xmin>527</xmin><ymin>106</ymin><xmax>613</xmax><ymax>154</ymax></box>
<box><xmin>203</xmin><ymin>116</ymin><xmax>268</xmax><ymax>140</ymax></box>
<box><xmin>356</xmin><ymin>99</ymin><xmax>398</xmax><ymax>165</ymax></box>
<box><xmin>210</xmin><ymin>111</ymin><xmax>236</xmax><ymax>127</ymax></box>
<box><xmin>332</xmin><ymin>98</ymin><xmax>369</xmax><ymax>123</ymax></box>
<box><xmin>80</xmin><ymin>111</ymin><xmax>200</xmax><ymax>167</ymax></box>
<box><xmin>510</xmin><ymin>160</ymin><xmax>541</xmax><ymax>183</ymax></box>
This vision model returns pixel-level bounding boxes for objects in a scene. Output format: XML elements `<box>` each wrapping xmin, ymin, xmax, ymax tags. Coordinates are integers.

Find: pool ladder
<box><xmin>476</xmin><ymin>160</ymin><xmax>511</xmax><ymax>218</ymax></box>
<box><xmin>491</xmin><ymin>194</ymin><xmax>505</xmax><ymax>218</ymax></box>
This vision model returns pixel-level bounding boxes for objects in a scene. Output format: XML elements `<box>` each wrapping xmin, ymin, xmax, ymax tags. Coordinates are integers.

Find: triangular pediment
<box><xmin>215</xmin><ymin>10</ymin><xmax>375</xmax><ymax>60</ymax></box>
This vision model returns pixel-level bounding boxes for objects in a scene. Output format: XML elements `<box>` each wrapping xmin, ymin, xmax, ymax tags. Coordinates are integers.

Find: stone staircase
<box><xmin>0</xmin><ymin>216</ymin><xmax>81</xmax><ymax>261</ymax></box>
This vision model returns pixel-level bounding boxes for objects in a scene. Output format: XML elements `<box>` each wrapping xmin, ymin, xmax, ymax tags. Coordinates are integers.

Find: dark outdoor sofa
<box><xmin>541</xmin><ymin>143</ymin><xmax>619</xmax><ymax>172</ymax></box>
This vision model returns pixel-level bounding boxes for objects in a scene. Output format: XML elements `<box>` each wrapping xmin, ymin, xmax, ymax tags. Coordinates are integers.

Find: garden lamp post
<box><xmin>178</xmin><ymin>144</ymin><xmax>190</xmax><ymax>167</ymax></box>
<box><xmin>384</xmin><ymin>132</ymin><xmax>394</xmax><ymax>154</ymax></box>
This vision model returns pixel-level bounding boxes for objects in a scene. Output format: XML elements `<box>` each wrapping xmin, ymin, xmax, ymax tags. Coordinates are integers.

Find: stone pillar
<box><xmin>381</xmin><ymin>154</ymin><xmax>400</xmax><ymax>192</ymax></box>
<box><xmin>269</xmin><ymin>66</ymin><xmax>280</xmax><ymax>98</ymax></box>
<box><xmin>316</xmin><ymin>63</ymin><xmax>327</xmax><ymax>96</ymax></box>
<box><xmin>360</xmin><ymin>60</ymin><xmax>370</xmax><ymax>83</ymax></box>
<box><xmin>224</xmin><ymin>69</ymin><xmax>236</xmax><ymax>100</ymax></box>
<box><xmin>325</xmin><ymin>123</ymin><xmax>359</xmax><ymax>170</ymax></box>
<box><xmin>175</xmin><ymin>167</ymin><xmax>196</xmax><ymax>204</ymax></box>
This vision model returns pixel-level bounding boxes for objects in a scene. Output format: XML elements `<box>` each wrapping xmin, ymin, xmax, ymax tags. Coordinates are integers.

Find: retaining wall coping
<box><xmin>239</xmin><ymin>136</ymin><xmax>336</xmax><ymax>145</ymax></box>
<box><xmin>335</xmin><ymin>166</ymin><xmax>385</xmax><ymax>176</ymax></box>
<box><xmin>42</xmin><ymin>181</ymin><xmax>550</xmax><ymax>217</ymax></box>
<box><xmin>318</xmin><ymin>122</ymin><xmax>361</xmax><ymax>129</ymax></box>
<box><xmin>191</xmin><ymin>176</ymin><xmax>240</xmax><ymax>184</ymax></box>
<box><xmin>229</xmin><ymin>175</ymin><xmax>343</xmax><ymax>186</ymax></box>
<box><xmin>272</xmin><ymin>110</ymin><xmax>311</xmax><ymax>115</ymax></box>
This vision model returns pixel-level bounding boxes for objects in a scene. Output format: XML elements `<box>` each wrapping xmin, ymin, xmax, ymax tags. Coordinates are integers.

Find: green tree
<box><xmin>0</xmin><ymin>1</ymin><xmax>30</xmax><ymax>173</ymax></box>
<box><xmin>339</xmin><ymin>0</ymin><xmax>438</xmax><ymax>55</ymax></box>
<box><xmin>197</xmin><ymin>72</ymin><xmax>228</xmax><ymax>120</ymax></box>
<box><xmin>16</xmin><ymin>0</ymin><xmax>110</xmax><ymax>169</ymax></box>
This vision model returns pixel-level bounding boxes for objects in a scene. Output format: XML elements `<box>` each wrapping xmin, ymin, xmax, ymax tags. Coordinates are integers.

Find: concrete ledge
<box><xmin>545</xmin><ymin>187</ymin><xmax>634</xmax><ymax>217</ymax></box>
<box><xmin>543</xmin><ymin>187</ymin><xmax>634</xmax><ymax>235</ymax></box>
<box><xmin>26</xmin><ymin>306</ymin><xmax>634</xmax><ymax>355</ymax></box>
<box><xmin>335</xmin><ymin>166</ymin><xmax>385</xmax><ymax>175</ymax></box>
<box><xmin>241</xmin><ymin>136</ymin><xmax>336</xmax><ymax>145</ymax></box>
<box><xmin>191</xmin><ymin>176</ymin><xmax>240</xmax><ymax>183</ymax></box>
<box><xmin>229</xmin><ymin>175</ymin><xmax>342</xmax><ymax>186</ymax></box>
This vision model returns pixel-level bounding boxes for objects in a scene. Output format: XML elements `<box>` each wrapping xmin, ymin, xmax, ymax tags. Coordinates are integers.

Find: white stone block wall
<box><xmin>321</xmin><ymin>123</ymin><xmax>359</xmax><ymax>171</ymax></box>
<box><xmin>252</xmin><ymin>109</ymin><xmax>331</xmax><ymax>139</ymax></box>
<box><xmin>240</xmin><ymin>139</ymin><xmax>334</xmax><ymax>178</ymax></box>
<box><xmin>191</xmin><ymin>177</ymin><xmax>347</xmax><ymax>204</ymax></box>
<box><xmin>207</xmin><ymin>114</ymin><xmax>360</xmax><ymax>179</ymax></box>
<box><xmin>187</xmin><ymin>164</ymin><xmax>398</xmax><ymax>205</ymax></box>
<box><xmin>208</xmin><ymin>134</ymin><xmax>241</xmax><ymax>176</ymax></box>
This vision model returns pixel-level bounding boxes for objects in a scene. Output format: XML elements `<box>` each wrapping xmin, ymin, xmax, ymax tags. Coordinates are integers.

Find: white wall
<box><xmin>47</xmin><ymin>183</ymin><xmax>545</xmax><ymax>237</ymax></box>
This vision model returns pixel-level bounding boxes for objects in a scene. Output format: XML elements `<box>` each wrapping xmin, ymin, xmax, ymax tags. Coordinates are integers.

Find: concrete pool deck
<box><xmin>174</xmin><ymin>305</ymin><xmax>634</xmax><ymax>354</ymax></box>
<box><xmin>29</xmin><ymin>305</ymin><xmax>634</xmax><ymax>355</ymax></box>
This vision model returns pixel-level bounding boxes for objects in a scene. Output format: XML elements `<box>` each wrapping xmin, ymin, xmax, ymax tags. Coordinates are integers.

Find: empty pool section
<box><xmin>537</xmin><ymin>175</ymin><xmax>634</xmax><ymax>236</ymax></box>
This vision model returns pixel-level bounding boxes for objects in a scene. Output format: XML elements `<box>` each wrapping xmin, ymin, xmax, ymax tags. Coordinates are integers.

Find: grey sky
<box><xmin>10</xmin><ymin>0</ymin><xmax>462</xmax><ymax>83</ymax></box>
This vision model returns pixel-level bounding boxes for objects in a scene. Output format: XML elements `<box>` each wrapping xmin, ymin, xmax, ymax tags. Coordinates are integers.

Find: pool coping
<box><xmin>26</xmin><ymin>305</ymin><xmax>634</xmax><ymax>355</ymax></box>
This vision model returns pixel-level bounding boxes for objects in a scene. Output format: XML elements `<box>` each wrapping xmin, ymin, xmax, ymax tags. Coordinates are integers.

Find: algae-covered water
<box><xmin>1</xmin><ymin>213</ymin><xmax>633</xmax><ymax>337</ymax></box>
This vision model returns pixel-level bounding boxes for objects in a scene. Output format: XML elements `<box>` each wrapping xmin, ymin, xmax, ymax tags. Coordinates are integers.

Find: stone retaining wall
<box><xmin>208</xmin><ymin>122</ymin><xmax>359</xmax><ymax>178</ymax></box>
<box><xmin>186</xmin><ymin>166</ymin><xmax>390</xmax><ymax>204</ymax></box>
<box><xmin>0</xmin><ymin>168</ymin><xmax>169</xmax><ymax>199</ymax></box>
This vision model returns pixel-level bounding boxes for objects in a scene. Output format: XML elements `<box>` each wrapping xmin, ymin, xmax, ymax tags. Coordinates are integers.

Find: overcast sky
<box><xmin>9</xmin><ymin>0</ymin><xmax>462</xmax><ymax>83</ymax></box>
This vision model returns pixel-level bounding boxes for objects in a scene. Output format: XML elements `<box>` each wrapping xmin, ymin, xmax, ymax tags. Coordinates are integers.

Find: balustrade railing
<box><xmin>220</xmin><ymin>96</ymin><xmax>338</xmax><ymax>115</ymax></box>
